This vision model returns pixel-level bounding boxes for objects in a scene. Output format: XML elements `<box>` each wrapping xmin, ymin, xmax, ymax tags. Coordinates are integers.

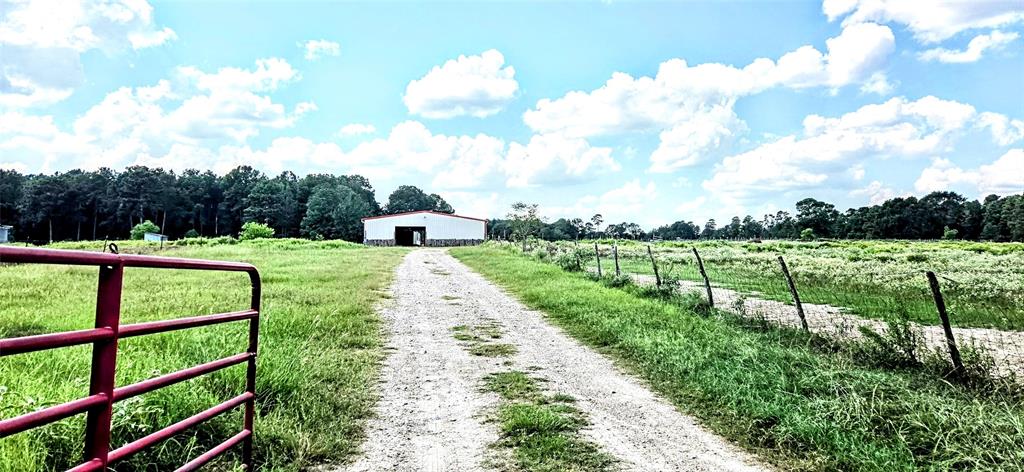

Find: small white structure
<box><xmin>362</xmin><ymin>210</ymin><xmax>487</xmax><ymax>247</ymax></box>
<box><xmin>144</xmin><ymin>232</ymin><xmax>168</xmax><ymax>242</ymax></box>
<box><xmin>0</xmin><ymin>225</ymin><xmax>11</xmax><ymax>243</ymax></box>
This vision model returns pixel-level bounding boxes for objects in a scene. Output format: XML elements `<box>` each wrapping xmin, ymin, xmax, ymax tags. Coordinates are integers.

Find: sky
<box><xmin>1</xmin><ymin>0</ymin><xmax>1023</xmax><ymax>227</ymax></box>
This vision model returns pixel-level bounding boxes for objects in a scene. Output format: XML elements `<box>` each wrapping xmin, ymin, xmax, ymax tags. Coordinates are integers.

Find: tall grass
<box><xmin>0</xmin><ymin>240</ymin><xmax>405</xmax><ymax>471</ymax></box>
<box><xmin>452</xmin><ymin>246</ymin><xmax>1024</xmax><ymax>471</ymax></box>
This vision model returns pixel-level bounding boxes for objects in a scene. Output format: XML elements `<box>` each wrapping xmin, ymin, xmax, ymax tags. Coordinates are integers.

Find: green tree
<box><xmin>385</xmin><ymin>185</ymin><xmax>437</xmax><ymax>214</ymax></box>
<box><xmin>507</xmin><ymin>202</ymin><xmax>544</xmax><ymax>251</ymax></box>
<box><xmin>130</xmin><ymin>220</ymin><xmax>161</xmax><ymax>240</ymax></box>
<box><xmin>240</xmin><ymin>221</ymin><xmax>275</xmax><ymax>240</ymax></box>
<box><xmin>301</xmin><ymin>184</ymin><xmax>374</xmax><ymax>241</ymax></box>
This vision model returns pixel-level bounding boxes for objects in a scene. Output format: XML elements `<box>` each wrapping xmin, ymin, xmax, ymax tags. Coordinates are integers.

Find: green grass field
<box><xmin>564</xmin><ymin>239</ymin><xmax>1024</xmax><ymax>330</ymax></box>
<box><xmin>0</xmin><ymin>240</ymin><xmax>405</xmax><ymax>471</ymax></box>
<box><xmin>452</xmin><ymin>246</ymin><xmax>1024</xmax><ymax>471</ymax></box>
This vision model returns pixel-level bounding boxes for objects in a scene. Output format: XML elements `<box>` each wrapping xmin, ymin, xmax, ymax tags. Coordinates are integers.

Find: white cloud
<box><xmin>859</xmin><ymin>71</ymin><xmax>895</xmax><ymax>95</ymax></box>
<box><xmin>919</xmin><ymin>30</ymin><xmax>1019</xmax><ymax>63</ymax></box>
<box><xmin>546</xmin><ymin>180</ymin><xmax>658</xmax><ymax>226</ymax></box>
<box><xmin>404</xmin><ymin>49</ymin><xmax>519</xmax><ymax>119</ymax></box>
<box><xmin>0</xmin><ymin>58</ymin><xmax>314</xmax><ymax>172</ymax></box>
<box><xmin>337</xmin><ymin>123</ymin><xmax>377</xmax><ymax>136</ymax></box>
<box><xmin>850</xmin><ymin>180</ymin><xmax>903</xmax><ymax>205</ymax></box>
<box><xmin>504</xmin><ymin>134</ymin><xmax>619</xmax><ymax>188</ymax></box>
<box><xmin>523</xmin><ymin>21</ymin><xmax>894</xmax><ymax>172</ymax></box>
<box><xmin>977</xmin><ymin>112</ymin><xmax>1024</xmax><ymax>146</ymax></box>
<box><xmin>824</xmin><ymin>0</ymin><xmax>1024</xmax><ymax>44</ymax></box>
<box><xmin>302</xmin><ymin>39</ymin><xmax>340</xmax><ymax>60</ymax></box>
<box><xmin>702</xmin><ymin>96</ymin><xmax>993</xmax><ymax>201</ymax></box>
<box><xmin>0</xmin><ymin>0</ymin><xmax>176</xmax><ymax>107</ymax></box>
<box><xmin>915</xmin><ymin>150</ymin><xmax>1024</xmax><ymax>196</ymax></box>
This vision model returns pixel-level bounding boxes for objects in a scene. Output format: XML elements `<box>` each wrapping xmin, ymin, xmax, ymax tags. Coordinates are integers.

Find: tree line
<box><xmin>0</xmin><ymin>166</ymin><xmax>452</xmax><ymax>243</ymax></box>
<box><xmin>2</xmin><ymin>165</ymin><xmax>1020</xmax><ymax>244</ymax></box>
<box><xmin>489</xmin><ymin>192</ymin><xmax>1024</xmax><ymax>242</ymax></box>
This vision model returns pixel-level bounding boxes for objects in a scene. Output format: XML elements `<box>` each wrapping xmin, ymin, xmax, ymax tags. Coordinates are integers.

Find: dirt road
<box><xmin>342</xmin><ymin>249</ymin><xmax>767</xmax><ymax>472</ymax></box>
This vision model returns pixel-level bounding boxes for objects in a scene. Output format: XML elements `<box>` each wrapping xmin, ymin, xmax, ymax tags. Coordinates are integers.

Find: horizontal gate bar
<box><xmin>113</xmin><ymin>353</ymin><xmax>252</xmax><ymax>402</ymax></box>
<box><xmin>66</xmin><ymin>459</ymin><xmax>104</xmax><ymax>472</ymax></box>
<box><xmin>0</xmin><ymin>327</ymin><xmax>114</xmax><ymax>357</ymax></box>
<box><xmin>107</xmin><ymin>392</ymin><xmax>253</xmax><ymax>463</ymax></box>
<box><xmin>0</xmin><ymin>393</ymin><xmax>107</xmax><ymax>438</ymax></box>
<box><xmin>119</xmin><ymin>310</ymin><xmax>258</xmax><ymax>338</ymax></box>
<box><xmin>0</xmin><ymin>247</ymin><xmax>257</xmax><ymax>273</ymax></box>
<box><xmin>175</xmin><ymin>429</ymin><xmax>252</xmax><ymax>472</ymax></box>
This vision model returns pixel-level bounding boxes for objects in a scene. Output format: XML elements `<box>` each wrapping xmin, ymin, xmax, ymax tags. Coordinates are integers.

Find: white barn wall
<box><xmin>363</xmin><ymin>212</ymin><xmax>486</xmax><ymax>246</ymax></box>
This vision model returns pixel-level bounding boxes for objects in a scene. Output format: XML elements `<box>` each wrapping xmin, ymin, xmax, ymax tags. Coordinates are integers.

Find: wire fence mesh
<box><xmin>506</xmin><ymin>239</ymin><xmax>1024</xmax><ymax>381</ymax></box>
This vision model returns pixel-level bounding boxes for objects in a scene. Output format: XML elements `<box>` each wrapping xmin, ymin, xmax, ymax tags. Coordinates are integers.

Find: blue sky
<box><xmin>1</xmin><ymin>0</ymin><xmax>1022</xmax><ymax>226</ymax></box>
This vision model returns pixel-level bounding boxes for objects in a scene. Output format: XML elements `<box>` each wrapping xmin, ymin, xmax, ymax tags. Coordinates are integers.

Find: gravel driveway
<box><xmin>342</xmin><ymin>249</ymin><xmax>767</xmax><ymax>472</ymax></box>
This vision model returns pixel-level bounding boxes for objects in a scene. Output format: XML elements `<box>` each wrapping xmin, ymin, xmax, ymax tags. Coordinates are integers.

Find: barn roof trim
<box><xmin>361</xmin><ymin>210</ymin><xmax>488</xmax><ymax>223</ymax></box>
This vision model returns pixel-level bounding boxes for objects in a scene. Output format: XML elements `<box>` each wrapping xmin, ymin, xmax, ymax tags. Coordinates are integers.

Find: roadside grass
<box><xmin>0</xmin><ymin>240</ymin><xmax>406</xmax><ymax>471</ymax></box>
<box><xmin>452</xmin><ymin>247</ymin><xmax>1024</xmax><ymax>471</ymax></box>
<box><xmin>482</xmin><ymin>371</ymin><xmax>614</xmax><ymax>472</ymax></box>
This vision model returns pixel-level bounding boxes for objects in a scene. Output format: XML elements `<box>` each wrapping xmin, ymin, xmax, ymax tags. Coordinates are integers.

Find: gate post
<box><xmin>243</xmin><ymin>271</ymin><xmax>262</xmax><ymax>469</ymax></box>
<box><xmin>84</xmin><ymin>263</ymin><xmax>124</xmax><ymax>467</ymax></box>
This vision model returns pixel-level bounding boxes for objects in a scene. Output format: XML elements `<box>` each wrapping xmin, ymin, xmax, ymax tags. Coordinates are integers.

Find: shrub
<box><xmin>554</xmin><ymin>251</ymin><xmax>583</xmax><ymax>272</ymax></box>
<box><xmin>183</xmin><ymin>229</ymin><xmax>200</xmax><ymax>239</ymax></box>
<box><xmin>942</xmin><ymin>226</ymin><xmax>959</xmax><ymax>240</ymax></box>
<box><xmin>240</xmin><ymin>222</ymin><xmax>275</xmax><ymax>240</ymax></box>
<box><xmin>129</xmin><ymin>220</ymin><xmax>160</xmax><ymax>240</ymax></box>
<box><xmin>799</xmin><ymin>228</ymin><xmax>816</xmax><ymax>241</ymax></box>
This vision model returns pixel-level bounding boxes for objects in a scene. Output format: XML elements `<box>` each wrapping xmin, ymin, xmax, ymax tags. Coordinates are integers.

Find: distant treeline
<box><xmin>0</xmin><ymin>166</ymin><xmax>452</xmax><ymax>243</ymax></box>
<box><xmin>488</xmin><ymin>193</ymin><xmax>1024</xmax><ymax>242</ymax></box>
<box><xmin>2</xmin><ymin>166</ymin><xmax>1021</xmax><ymax>244</ymax></box>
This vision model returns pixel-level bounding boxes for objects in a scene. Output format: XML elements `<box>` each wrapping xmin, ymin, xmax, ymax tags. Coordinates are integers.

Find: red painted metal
<box><xmin>0</xmin><ymin>327</ymin><xmax>114</xmax><ymax>356</ymax></box>
<box><xmin>0</xmin><ymin>246</ymin><xmax>262</xmax><ymax>471</ymax></box>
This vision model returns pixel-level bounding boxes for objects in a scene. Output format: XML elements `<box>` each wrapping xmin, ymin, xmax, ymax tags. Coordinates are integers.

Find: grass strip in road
<box><xmin>482</xmin><ymin>371</ymin><xmax>615</xmax><ymax>472</ymax></box>
<box><xmin>452</xmin><ymin>247</ymin><xmax>1024</xmax><ymax>471</ymax></box>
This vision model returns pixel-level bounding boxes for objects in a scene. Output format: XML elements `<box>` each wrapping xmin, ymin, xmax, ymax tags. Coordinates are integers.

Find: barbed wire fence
<box><xmin>511</xmin><ymin>239</ymin><xmax>1023</xmax><ymax>383</ymax></box>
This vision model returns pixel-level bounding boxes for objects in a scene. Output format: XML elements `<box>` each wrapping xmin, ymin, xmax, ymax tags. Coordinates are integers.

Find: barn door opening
<box><xmin>395</xmin><ymin>226</ymin><xmax>426</xmax><ymax>246</ymax></box>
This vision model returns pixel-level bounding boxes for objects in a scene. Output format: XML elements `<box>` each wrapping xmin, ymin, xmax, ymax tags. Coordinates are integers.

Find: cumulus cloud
<box><xmin>919</xmin><ymin>30</ymin><xmax>1019</xmax><ymax>63</ymax></box>
<box><xmin>850</xmin><ymin>180</ymin><xmax>903</xmax><ymax>205</ymax></box>
<box><xmin>523</xmin><ymin>21</ymin><xmax>894</xmax><ymax>172</ymax></box>
<box><xmin>302</xmin><ymin>39</ymin><xmax>340</xmax><ymax>60</ymax></box>
<box><xmin>337</xmin><ymin>123</ymin><xmax>377</xmax><ymax>136</ymax></box>
<box><xmin>404</xmin><ymin>49</ymin><xmax>519</xmax><ymax>119</ymax></box>
<box><xmin>546</xmin><ymin>180</ymin><xmax>658</xmax><ymax>226</ymax></box>
<box><xmin>0</xmin><ymin>0</ymin><xmax>176</xmax><ymax>107</ymax></box>
<box><xmin>915</xmin><ymin>150</ymin><xmax>1024</xmax><ymax>196</ymax></box>
<box><xmin>824</xmin><ymin>0</ymin><xmax>1024</xmax><ymax>44</ymax></box>
<box><xmin>977</xmin><ymin>112</ymin><xmax>1024</xmax><ymax>146</ymax></box>
<box><xmin>702</xmin><ymin>96</ymin><xmax>1013</xmax><ymax>201</ymax></box>
<box><xmin>0</xmin><ymin>58</ymin><xmax>314</xmax><ymax>172</ymax></box>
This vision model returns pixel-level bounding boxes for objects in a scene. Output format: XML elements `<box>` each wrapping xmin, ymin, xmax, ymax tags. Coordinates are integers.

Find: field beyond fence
<box><xmin>508</xmin><ymin>238</ymin><xmax>1024</xmax><ymax>381</ymax></box>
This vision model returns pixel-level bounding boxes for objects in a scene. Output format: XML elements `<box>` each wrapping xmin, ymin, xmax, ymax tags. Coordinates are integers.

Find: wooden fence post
<box><xmin>613</xmin><ymin>243</ymin><xmax>621</xmax><ymax>276</ymax></box>
<box><xmin>594</xmin><ymin>242</ymin><xmax>603</xmax><ymax>277</ymax></box>
<box><xmin>777</xmin><ymin>255</ymin><xmax>808</xmax><ymax>332</ymax></box>
<box><xmin>647</xmin><ymin>245</ymin><xmax>661</xmax><ymax>287</ymax></box>
<box><xmin>926</xmin><ymin>271</ymin><xmax>964</xmax><ymax>373</ymax></box>
<box><xmin>692</xmin><ymin>247</ymin><xmax>713</xmax><ymax>307</ymax></box>
<box><xmin>574</xmin><ymin>239</ymin><xmax>582</xmax><ymax>271</ymax></box>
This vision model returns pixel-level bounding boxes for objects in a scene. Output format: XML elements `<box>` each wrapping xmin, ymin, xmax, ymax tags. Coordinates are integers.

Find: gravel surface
<box><xmin>342</xmin><ymin>249</ymin><xmax>768</xmax><ymax>472</ymax></box>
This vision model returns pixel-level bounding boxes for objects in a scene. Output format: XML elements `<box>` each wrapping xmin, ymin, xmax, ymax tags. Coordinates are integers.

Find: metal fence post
<box><xmin>926</xmin><ymin>271</ymin><xmax>964</xmax><ymax>373</ymax></box>
<box><xmin>613</xmin><ymin>243</ymin><xmax>621</xmax><ymax>276</ymax></box>
<box><xmin>692</xmin><ymin>247</ymin><xmax>713</xmax><ymax>307</ymax></box>
<box><xmin>777</xmin><ymin>256</ymin><xmax>808</xmax><ymax>332</ymax></box>
<box><xmin>84</xmin><ymin>263</ymin><xmax>124</xmax><ymax>467</ymax></box>
<box><xmin>647</xmin><ymin>245</ymin><xmax>661</xmax><ymax>287</ymax></box>
<box><xmin>243</xmin><ymin>271</ymin><xmax>262</xmax><ymax>469</ymax></box>
<box><xmin>594</xmin><ymin>242</ymin><xmax>602</xmax><ymax>277</ymax></box>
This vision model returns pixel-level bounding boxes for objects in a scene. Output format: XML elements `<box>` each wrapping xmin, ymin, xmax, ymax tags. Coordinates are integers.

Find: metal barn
<box><xmin>362</xmin><ymin>211</ymin><xmax>487</xmax><ymax>246</ymax></box>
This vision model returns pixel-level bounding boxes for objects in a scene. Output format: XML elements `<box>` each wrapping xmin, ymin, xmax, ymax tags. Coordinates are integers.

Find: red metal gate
<box><xmin>0</xmin><ymin>246</ymin><xmax>262</xmax><ymax>471</ymax></box>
